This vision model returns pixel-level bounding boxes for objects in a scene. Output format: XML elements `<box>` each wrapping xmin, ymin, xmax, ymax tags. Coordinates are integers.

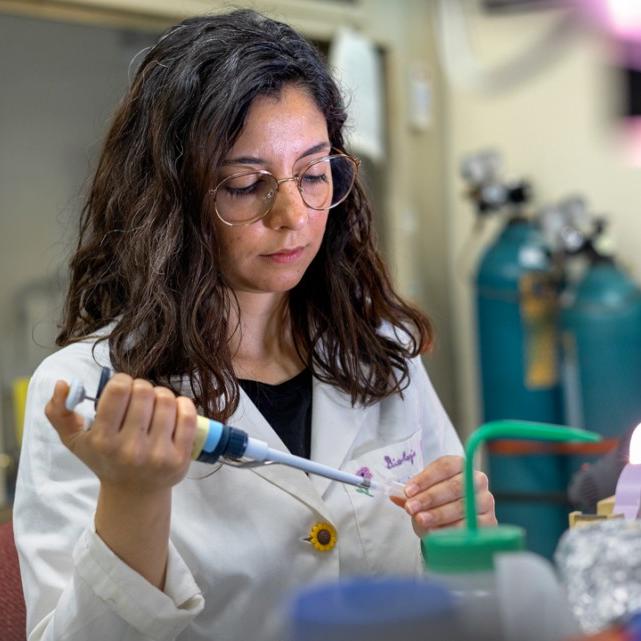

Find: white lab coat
<box><xmin>13</xmin><ymin>335</ymin><xmax>463</xmax><ymax>641</ymax></box>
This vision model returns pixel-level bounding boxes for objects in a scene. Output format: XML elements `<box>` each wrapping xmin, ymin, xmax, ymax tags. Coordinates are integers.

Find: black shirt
<box><xmin>238</xmin><ymin>369</ymin><xmax>312</xmax><ymax>459</ymax></box>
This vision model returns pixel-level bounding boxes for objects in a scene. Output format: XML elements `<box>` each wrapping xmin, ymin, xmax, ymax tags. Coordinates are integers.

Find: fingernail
<box><xmin>419</xmin><ymin>512</ymin><xmax>435</xmax><ymax>528</ymax></box>
<box><xmin>405</xmin><ymin>483</ymin><xmax>419</xmax><ymax>498</ymax></box>
<box><xmin>406</xmin><ymin>500</ymin><xmax>420</xmax><ymax>515</ymax></box>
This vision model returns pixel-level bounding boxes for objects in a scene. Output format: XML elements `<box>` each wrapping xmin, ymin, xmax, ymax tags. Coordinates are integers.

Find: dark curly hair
<box><xmin>57</xmin><ymin>9</ymin><xmax>433</xmax><ymax>420</ymax></box>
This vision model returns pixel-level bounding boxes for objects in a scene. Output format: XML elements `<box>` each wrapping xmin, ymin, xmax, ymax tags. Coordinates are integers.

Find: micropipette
<box><xmin>64</xmin><ymin>370</ymin><xmax>407</xmax><ymax>499</ymax></box>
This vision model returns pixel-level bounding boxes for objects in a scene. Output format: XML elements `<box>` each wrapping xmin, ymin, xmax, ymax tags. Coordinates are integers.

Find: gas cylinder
<box><xmin>561</xmin><ymin>256</ymin><xmax>641</xmax><ymax>468</ymax></box>
<box><xmin>476</xmin><ymin>217</ymin><xmax>566</xmax><ymax>559</ymax></box>
<box><xmin>460</xmin><ymin>152</ymin><xmax>563</xmax><ymax>423</ymax></box>
<box><xmin>462</xmin><ymin>151</ymin><xmax>566</xmax><ymax>559</ymax></box>
<box><xmin>539</xmin><ymin>199</ymin><xmax>641</xmax><ymax>510</ymax></box>
<box><xmin>476</xmin><ymin>217</ymin><xmax>561</xmax><ymax>423</ymax></box>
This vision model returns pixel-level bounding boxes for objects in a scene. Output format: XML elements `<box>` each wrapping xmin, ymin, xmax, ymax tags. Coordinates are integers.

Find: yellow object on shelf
<box><xmin>568</xmin><ymin>495</ymin><xmax>622</xmax><ymax>529</ymax></box>
<box><xmin>12</xmin><ymin>377</ymin><xmax>30</xmax><ymax>445</ymax></box>
<box><xmin>597</xmin><ymin>495</ymin><xmax>616</xmax><ymax>517</ymax></box>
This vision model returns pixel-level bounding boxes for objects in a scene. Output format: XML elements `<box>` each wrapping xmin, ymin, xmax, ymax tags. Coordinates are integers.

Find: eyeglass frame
<box><xmin>209</xmin><ymin>150</ymin><xmax>361</xmax><ymax>227</ymax></box>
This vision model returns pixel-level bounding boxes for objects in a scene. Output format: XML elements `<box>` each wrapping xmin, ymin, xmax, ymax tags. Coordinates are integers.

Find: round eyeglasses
<box><xmin>210</xmin><ymin>152</ymin><xmax>360</xmax><ymax>226</ymax></box>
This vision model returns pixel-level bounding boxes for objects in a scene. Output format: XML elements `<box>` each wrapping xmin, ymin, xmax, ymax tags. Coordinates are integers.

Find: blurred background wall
<box><xmin>0</xmin><ymin>13</ymin><xmax>158</xmax><ymax>378</ymax></box>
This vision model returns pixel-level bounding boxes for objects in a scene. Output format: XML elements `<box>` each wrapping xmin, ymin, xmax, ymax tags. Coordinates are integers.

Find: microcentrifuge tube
<box><xmin>367</xmin><ymin>479</ymin><xmax>407</xmax><ymax>499</ymax></box>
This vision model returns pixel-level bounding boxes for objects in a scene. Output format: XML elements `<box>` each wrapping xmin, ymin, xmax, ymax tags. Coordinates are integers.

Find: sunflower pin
<box><xmin>306</xmin><ymin>521</ymin><xmax>337</xmax><ymax>552</ymax></box>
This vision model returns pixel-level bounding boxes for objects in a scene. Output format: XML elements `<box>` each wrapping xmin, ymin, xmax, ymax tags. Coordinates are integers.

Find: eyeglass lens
<box><xmin>215</xmin><ymin>155</ymin><xmax>357</xmax><ymax>225</ymax></box>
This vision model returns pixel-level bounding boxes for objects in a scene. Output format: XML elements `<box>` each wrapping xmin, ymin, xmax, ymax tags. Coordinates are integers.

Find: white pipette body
<box><xmin>258</xmin><ymin>445</ymin><xmax>406</xmax><ymax>498</ymax></box>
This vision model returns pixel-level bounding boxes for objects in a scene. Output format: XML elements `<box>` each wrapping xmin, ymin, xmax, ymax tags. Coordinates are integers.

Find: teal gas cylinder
<box><xmin>476</xmin><ymin>217</ymin><xmax>566</xmax><ymax>559</ymax></box>
<box><xmin>561</xmin><ymin>259</ymin><xmax>641</xmax><ymax>475</ymax></box>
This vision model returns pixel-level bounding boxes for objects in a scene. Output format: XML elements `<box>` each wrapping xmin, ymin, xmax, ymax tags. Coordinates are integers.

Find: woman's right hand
<box><xmin>44</xmin><ymin>373</ymin><xmax>198</xmax><ymax>589</ymax></box>
<box><xmin>45</xmin><ymin>373</ymin><xmax>197</xmax><ymax>494</ymax></box>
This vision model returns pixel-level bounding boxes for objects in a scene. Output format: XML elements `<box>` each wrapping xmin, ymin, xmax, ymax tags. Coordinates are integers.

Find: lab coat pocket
<box><xmin>342</xmin><ymin>429</ymin><xmax>424</xmax><ymax>574</ymax></box>
<box><xmin>346</xmin><ymin>428</ymin><xmax>423</xmax><ymax>489</ymax></box>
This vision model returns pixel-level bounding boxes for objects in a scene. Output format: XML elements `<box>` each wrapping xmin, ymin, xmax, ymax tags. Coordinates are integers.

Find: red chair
<box><xmin>0</xmin><ymin>521</ymin><xmax>26</xmax><ymax>641</ymax></box>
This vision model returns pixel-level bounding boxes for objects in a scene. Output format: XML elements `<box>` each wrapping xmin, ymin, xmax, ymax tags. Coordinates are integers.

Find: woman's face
<box><xmin>214</xmin><ymin>84</ymin><xmax>331</xmax><ymax>296</ymax></box>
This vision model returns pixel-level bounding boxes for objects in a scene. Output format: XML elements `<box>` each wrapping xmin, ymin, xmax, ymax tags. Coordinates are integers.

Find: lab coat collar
<box><xmin>309</xmin><ymin>375</ymin><xmax>371</xmax><ymax>497</ymax></box>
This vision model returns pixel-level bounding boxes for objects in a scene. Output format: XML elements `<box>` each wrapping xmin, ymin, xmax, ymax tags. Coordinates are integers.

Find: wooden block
<box><xmin>569</xmin><ymin>511</ymin><xmax>609</xmax><ymax>529</ymax></box>
<box><xmin>597</xmin><ymin>495</ymin><xmax>616</xmax><ymax>517</ymax></box>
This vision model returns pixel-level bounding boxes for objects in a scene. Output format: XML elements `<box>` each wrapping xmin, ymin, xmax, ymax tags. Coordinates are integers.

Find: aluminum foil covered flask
<box><xmin>556</xmin><ymin>423</ymin><xmax>641</xmax><ymax>633</ymax></box>
<box><xmin>556</xmin><ymin>519</ymin><xmax>641</xmax><ymax>633</ymax></box>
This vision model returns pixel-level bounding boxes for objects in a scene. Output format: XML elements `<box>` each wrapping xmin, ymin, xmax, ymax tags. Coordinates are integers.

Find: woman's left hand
<box><xmin>400</xmin><ymin>455</ymin><xmax>496</xmax><ymax>537</ymax></box>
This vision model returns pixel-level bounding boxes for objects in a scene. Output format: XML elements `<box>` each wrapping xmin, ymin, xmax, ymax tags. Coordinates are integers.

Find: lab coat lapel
<box><xmin>229</xmin><ymin>388</ymin><xmax>333</xmax><ymax>521</ymax></box>
<box><xmin>309</xmin><ymin>376</ymin><xmax>371</xmax><ymax>497</ymax></box>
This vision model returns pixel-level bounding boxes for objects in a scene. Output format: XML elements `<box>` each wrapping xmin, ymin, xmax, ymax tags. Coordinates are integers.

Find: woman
<box><xmin>13</xmin><ymin>9</ymin><xmax>495</xmax><ymax>641</ymax></box>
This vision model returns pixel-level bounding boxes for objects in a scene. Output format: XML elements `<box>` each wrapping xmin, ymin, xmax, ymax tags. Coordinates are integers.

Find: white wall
<box><xmin>0</xmin><ymin>14</ymin><xmax>158</xmax><ymax>451</ymax></box>
<box><xmin>443</xmin><ymin>7</ymin><xmax>641</xmax><ymax>436</ymax></box>
<box><xmin>0</xmin><ymin>14</ymin><xmax>157</xmax><ymax>377</ymax></box>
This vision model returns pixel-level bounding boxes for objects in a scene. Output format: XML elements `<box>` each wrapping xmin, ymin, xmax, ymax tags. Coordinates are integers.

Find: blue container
<box><xmin>475</xmin><ymin>218</ymin><xmax>566</xmax><ymax>559</ymax></box>
<box><xmin>625</xmin><ymin>610</ymin><xmax>641</xmax><ymax>640</ymax></box>
<box><xmin>287</xmin><ymin>577</ymin><xmax>458</xmax><ymax>641</ymax></box>
<box><xmin>561</xmin><ymin>260</ymin><xmax>641</xmax><ymax>475</ymax></box>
